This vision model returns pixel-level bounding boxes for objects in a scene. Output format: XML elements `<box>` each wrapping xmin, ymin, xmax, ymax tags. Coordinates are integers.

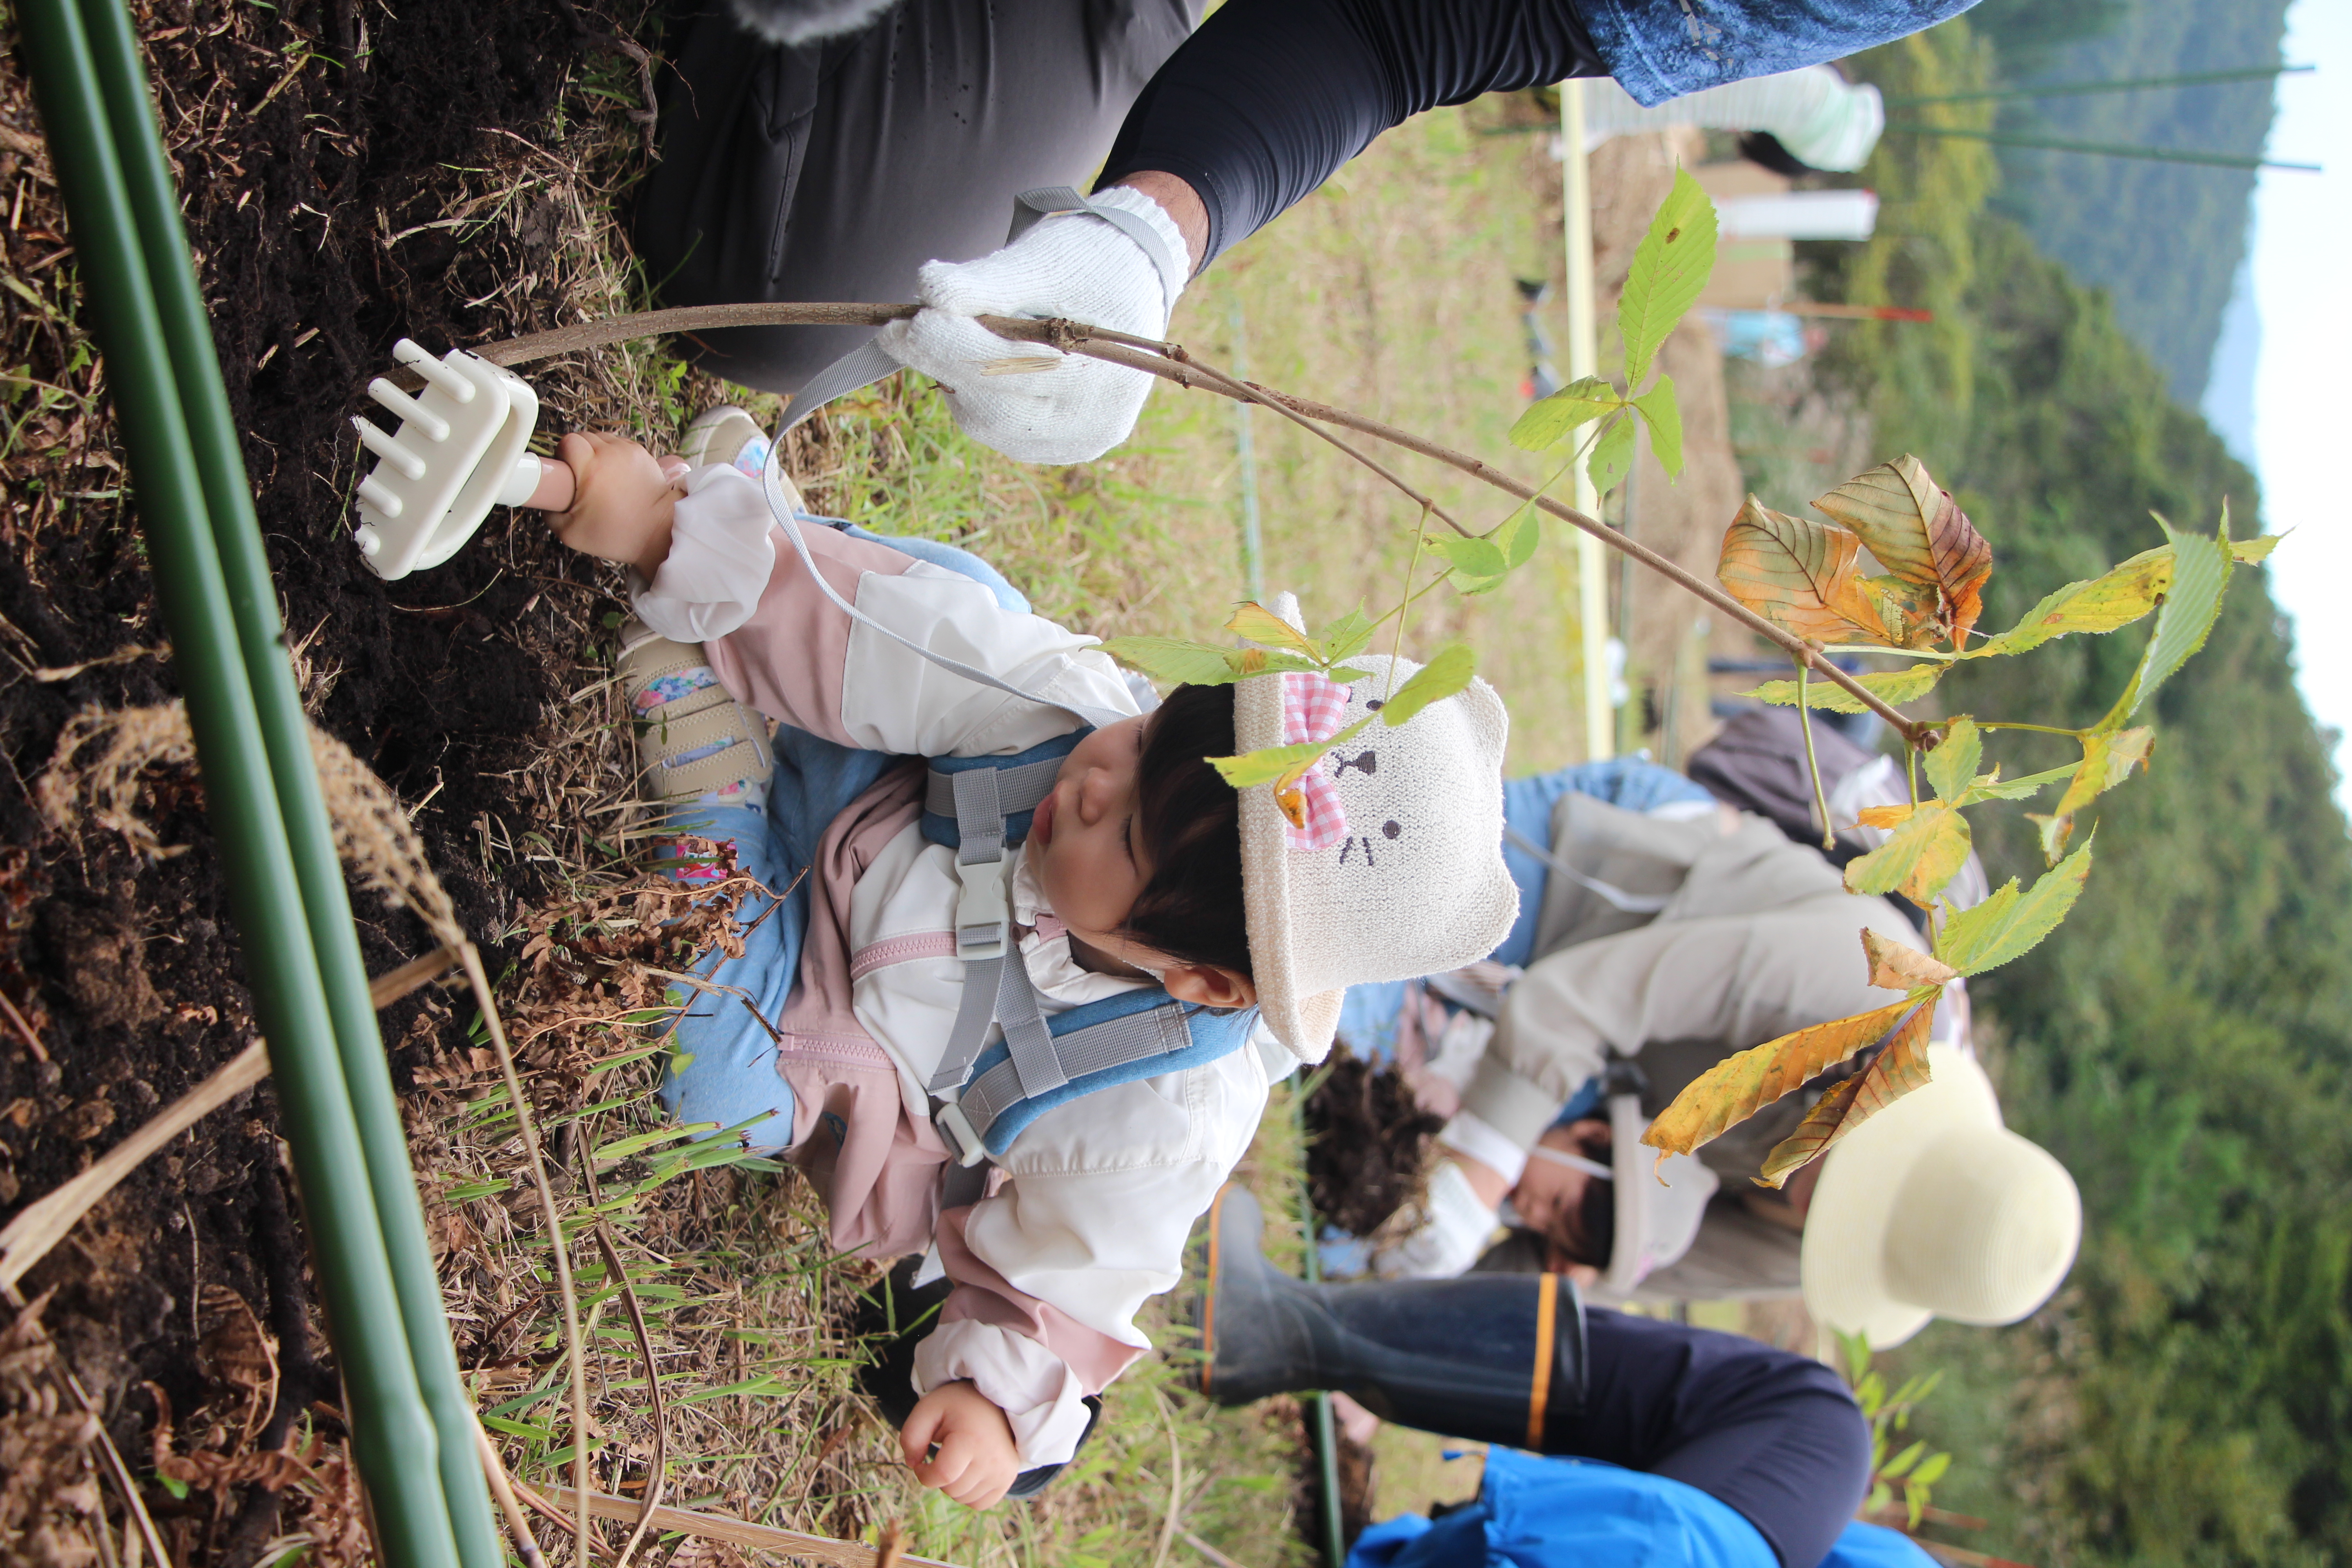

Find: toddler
<box><xmin>542</xmin><ymin>409</ymin><xmax>1517</xmax><ymax>1506</ymax></box>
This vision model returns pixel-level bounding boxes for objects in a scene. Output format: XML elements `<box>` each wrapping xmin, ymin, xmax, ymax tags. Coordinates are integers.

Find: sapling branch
<box><xmin>1797</xmin><ymin>661</ymin><xmax>1835</xmax><ymax>851</ymax></box>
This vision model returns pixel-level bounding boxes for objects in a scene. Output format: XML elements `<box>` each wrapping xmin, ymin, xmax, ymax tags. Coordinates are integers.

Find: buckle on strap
<box><xmin>954</xmin><ymin>857</ymin><xmax>1009</xmax><ymax>961</ymax></box>
<box><xmin>935</xmin><ymin>1100</ymin><xmax>989</xmax><ymax>1168</ymax></box>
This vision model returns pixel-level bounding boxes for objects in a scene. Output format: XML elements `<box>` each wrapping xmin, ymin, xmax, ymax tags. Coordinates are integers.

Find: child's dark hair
<box><xmin>1545</xmin><ymin>1119</ymin><xmax>1617</xmax><ymax>1271</ymax></box>
<box><xmin>1122</xmin><ymin>684</ymin><xmax>1251</xmax><ymax>981</ymax></box>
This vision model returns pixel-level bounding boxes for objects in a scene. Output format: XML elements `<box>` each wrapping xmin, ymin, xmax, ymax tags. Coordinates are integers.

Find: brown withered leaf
<box><xmin>1641</xmin><ymin>999</ymin><xmax>1915</xmax><ymax>1163</ymax></box>
<box><xmin>196</xmin><ymin>1284</ymin><xmax>279</xmax><ymax>1446</ymax></box>
<box><xmin>1862</xmin><ymin>930</ymin><xmax>1957</xmax><ymax>991</ymax></box>
<box><xmin>1717</xmin><ymin>497</ymin><xmax>1905</xmax><ymax>646</ymax></box>
<box><xmin>1813</xmin><ymin>456</ymin><xmax>1993</xmax><ymax>647</ymax></box>
<box><xmin>1755</xmin><ymin>1000</ymin><xmax>1936</xmax><ymax>1188</ymax></box>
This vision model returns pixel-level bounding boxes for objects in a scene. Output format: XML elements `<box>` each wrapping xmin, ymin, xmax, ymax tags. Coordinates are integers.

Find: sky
<box><xmin>2232</xmin><ymin>0</ymin><xmax>2352</xmax><ymax>809</ymax></box>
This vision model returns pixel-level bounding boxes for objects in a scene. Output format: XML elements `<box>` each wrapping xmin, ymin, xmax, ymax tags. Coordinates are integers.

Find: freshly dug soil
<box><xmin>1303</xmin><ymin>1052</ymin><xmax>1445</xmax><ymax>1240</ymax></box>
<box><xmin>0</xmin><ymin>0</ymin><xmax>642</xmax><ymax>1559</ymax></box>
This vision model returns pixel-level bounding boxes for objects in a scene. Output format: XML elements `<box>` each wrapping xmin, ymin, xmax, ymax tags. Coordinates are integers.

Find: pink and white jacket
<box><xmin>633</xmin><ymin>465</ymin><xmax>1276</xmax><ymax>1465</ymax></box>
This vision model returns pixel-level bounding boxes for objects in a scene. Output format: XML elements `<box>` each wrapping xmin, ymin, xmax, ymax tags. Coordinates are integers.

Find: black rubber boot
<box><xmin>852</xmin><ymin>1257</ymin><xmax>1099</xmax><ymax>1499</ymax></box>
<box><xmin>1196</xmin><ymin>1186</ymin><xmax>1588</xmax><ymax>1451</ymax></box>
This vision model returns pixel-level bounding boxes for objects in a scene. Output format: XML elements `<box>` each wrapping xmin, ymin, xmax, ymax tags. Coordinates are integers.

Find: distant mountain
<box><xmin>1960</xmin><ymin>0</ymin><xmax>2293</xmax><ymax>403</ymax></box>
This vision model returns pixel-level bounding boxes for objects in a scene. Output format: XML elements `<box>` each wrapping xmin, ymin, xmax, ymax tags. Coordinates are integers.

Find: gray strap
<box><xmin>930</xmin><ymin>951</ymin><xmax>1004</xmax><ymax>1093</ymax></box>
<box><xmin>995</xmin><ymin>949</ymin><xmax>1066</xmax><ymax>1098</ymax></box>
<box><xmin>759</xmin><ymin>441</ymin><xmax>1131</xmax><ymax>730</ymax></box>
<box><xmin>940</xmin><ymin>1160</ymin><xmax>990</xmax><ymax>1211</ymax></box>
<box><xmin>955</xmin><ymin>1003</ymin><xmax>1195</xmax><ymax>1145</ymax></box>
<box><xmin>1505</xmin><ymin>825</ymin><xmax>1672</xmax><ymax>916</ymax></box>
<box><xmin>779</xmin><ymin>337</ymin><xmax>901</xmax><ymax>435</ymax></box>
<box><xmin>929</xmin><ymin>755</ymin><xmax>1063</xmax><ymax>832</ymax></box>
<box><xmin>1010</xmin><ymin>185</ymin><xmax>1187</xmax><ymax>314</ymax></box>
<box><xmin>952</xmin><ymin>768</ymin><xmax>1005</xmax><ymax>868</ymax></box>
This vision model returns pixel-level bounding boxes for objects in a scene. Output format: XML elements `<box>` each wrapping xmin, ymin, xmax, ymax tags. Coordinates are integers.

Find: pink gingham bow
<box><xmin>1276</xmin><ymin>671</ymin><xmax>1353</xmax><ymax>850</ymax></box>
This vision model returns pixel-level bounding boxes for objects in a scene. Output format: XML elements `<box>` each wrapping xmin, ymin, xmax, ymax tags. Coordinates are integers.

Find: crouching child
<box><xmin>543</xmin><ymin>409</ymin><xmax>1516</xmax><ymax>1506</ymax></box>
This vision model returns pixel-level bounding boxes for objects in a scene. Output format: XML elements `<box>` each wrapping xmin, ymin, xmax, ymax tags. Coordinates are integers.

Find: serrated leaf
<box><xmin>1754</xmin><ymin>1000</ymin><xmax>1934</xmax><ymax>1188</ymax></box>
<box><xmin>1619</xmin><ymin>167</ymin><xmax>1718</xmax><ymax>391</ymax></box>
<box><xmin>1856</xmin><ymin>803</ymin><xmax>1915</xmax><ymax>830</ymax></box>
<box><xmin>1924</xmin><ymin>716</ymin><xmax>1981</xmax><ymax>803</ymax></box>
<box><xmin>1588</xmin><ymin>412</ymin><xmax>1637</xmax><ymax>495</ymax></box>
<box><xmin>1208</xmin><ymin>719</ymin><xmax>1372</xmax><ymax>789</ymax></box>
<box><xmin>2052</xmin><ymin>726</ymin><xmax>2154</xmax><ymax>820</ymax></box>
<box><xmin>1844</xmin><ymin>800</ymin><xmax>1973</xmax><ymax>905</ymax></box>
<box><xmin>2230</xmin><ymin>534</ymin><xmax>2281</xmax><ymax>563</ymax></box>
<box><xmin>1226</xmin><ymin>646</ymin><xmax>1329</xmax><ymax>679</ymax></box>
<box><xmin>1935</xmin><ymin>839</ymin><xmax>2094</xmax><ymax>976</ymax></box>
<box><xmin>1101</xmin><ymin>636</ymin><xmax>1251</xmax><ymax>686</ymax></box>
<box><xmin>1717</xmin><ymin>496</ymin><xmax>1898</xmax><ymax>645</ymax></box>
<box><xmin>1969</xmin><ymin>544</ymin><xmax>2172</xmax><ymax>659</ymax></box>
<box><xmin>1428</xmin><ymin>532</ymin><xmax>1507</xmax><ymax>579</ymax></box>
<box><xmin>1378</xmin><ymin>643</ymin><xmax>1475</xmax><ymax>726</ymax></box>
<box><xmin>1862</xmin><ymin>930</ymin><xmax>1956</xmax><ymax>991</ymax></box>
<box><xmin>1225</xmin><ymin>601</ymin><xmax>1318</xmax><ymax>654</ymax></box>
<box><xmin>1960</xmin><ymin>763</ymin><xmax>2075</xmax><ymax>803</ymax></box>
<box><xmin>1319</xmin><ymin>606</ymin><xmax>1380</xmax><ymax>664</ymax></box>
<box><xmin>1744</xmin><ymin>662</ymin><xmax>1949</xmax><ymax>715</ymax></box>
<box><xmin>2122</xmin><ymin>514</ymin><xmax>2234</xmax><ymax>723</ymax></box>
<box><xmin>1631</xmin><ymin>373</ymin><xmax>1684</xmax><ymax>476</ymax></box>
<box><xmin>2028</xmin><ymin>810</ymin><xmax>2071</xmax><ymax>863</ymax></box>
<box><xmin>1641</xmin><ymin>998</ymin><xmax>1915</xmax><ymax>1162</ymax></box>
<box><xmin>1509</xmin><ymin>376</ymin><xmax>1619</xmax><ymax>452</ymax></box>
<box><xmin>1812</xmin><ymin>456</ymin><xmax>1993</xmax><ymax>647</ymax></box>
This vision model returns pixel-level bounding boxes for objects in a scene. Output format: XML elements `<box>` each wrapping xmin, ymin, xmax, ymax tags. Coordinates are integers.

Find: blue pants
<box><xmin>656</xmin><ymin>523</ymin><xmax>1022</xmax><ymax>1152</ymax></box>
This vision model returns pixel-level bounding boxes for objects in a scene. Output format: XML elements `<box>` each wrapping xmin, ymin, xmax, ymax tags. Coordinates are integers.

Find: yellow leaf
<box><xmin>2052</xmin><ymin>726</ymin><xmax>2154</xmax><ymax>821</ymax></box>
<box><xmin>1224</xmin><ymin>602</ymin><xmax>1317</xmax><ymax>654</ymax></box>
<box><xmin>1717</xmin><ymin>497</ymin><xmax>1903</xmax><ymax>646</ymax></box>
<box><xmin>1274</xmin><ymin>782</ymin><xmax>1309</xmax><ymax>829</ymax></box>
<box><xmin>1812</xmin><ymin>456</ymin><xmax>1993</xmax><ymax>647</ymax></box>
<box><xmin>1969</xmin><ymin>545</ymin><xmax>2172</xmax><ymax>658</ymax></box>
<box><xmin>1755</xmin><ymin>1000</ymin><xmax>1936</xmax><ymax>1188</ymax></box>
<box><xmin>1844</xmin><ymin>801</ymin><xmax>1973</xmax><ymax>905</ymax></box>
<box><xmin>1862</xmin><ymin>930</ymin><xmax>1957</xmax><ymax>991</ymax></box>
<box><xmin>1642</xmin><ymin>1000</ymin><xmax>1916</xmax><ymax>1162</ymax></box>
<box><xmin>1856</xmin><ymin>803</ymin><xmax>1916</xmax><ymax>830</ymax></box>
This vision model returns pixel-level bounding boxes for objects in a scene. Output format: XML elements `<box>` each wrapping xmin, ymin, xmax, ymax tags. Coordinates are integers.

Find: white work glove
<box><xmin>876</xmin><ymin>186</ymin><xmax>1187</xmax><ymax>466</ymax></box>
<box><xmin>1371</xmin><ymin>1159</ymin><xmax>1500</xmax><ymax>1280</ymax></box>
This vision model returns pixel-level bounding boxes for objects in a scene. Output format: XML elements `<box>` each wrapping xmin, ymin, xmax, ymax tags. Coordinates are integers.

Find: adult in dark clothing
<box><xmin>1197</xmin><ymin>1184</ymin><xmax>1873</xmax><ymax>1568</ymax></box>
<box><xmin>632</xmin><ymin>0</ymin><xmax>1980</xmax><ymax>452</ymax></box>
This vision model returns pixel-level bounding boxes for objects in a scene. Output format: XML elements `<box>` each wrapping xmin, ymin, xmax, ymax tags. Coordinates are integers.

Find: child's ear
<box><xmin>1160</xmin><ymin>963</ymin><xmax>1258</xmax><ymax>1011</ymax></box>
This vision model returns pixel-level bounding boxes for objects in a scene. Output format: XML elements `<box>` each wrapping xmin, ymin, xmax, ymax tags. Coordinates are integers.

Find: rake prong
<box><xmin>368</xmin><ymin>377</ymin><xmax>451</xmax><ymax>442</ymax></box>
<box><xmin>351</xmin><ymin>416</ymin><xmax>427</xmax><ymax>480</ymax></box>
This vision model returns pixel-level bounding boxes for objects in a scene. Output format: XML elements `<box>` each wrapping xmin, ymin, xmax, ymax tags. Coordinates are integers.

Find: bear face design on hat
<box><xmin>1231</xmin><ymin>596</ymin><xmax>1519</xmax><ymax>1062</ymax></box>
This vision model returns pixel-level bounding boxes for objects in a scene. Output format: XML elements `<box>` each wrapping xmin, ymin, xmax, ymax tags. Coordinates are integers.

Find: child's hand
<box><xmin>900</xmin><ymin>1381</ymin><xmax>1023</xmax><ymax>1509</ymax></box>
<box><xmin>548</xmin><ymin>431</ymin><xmax>688</xmax><ymax>579</ymax></box>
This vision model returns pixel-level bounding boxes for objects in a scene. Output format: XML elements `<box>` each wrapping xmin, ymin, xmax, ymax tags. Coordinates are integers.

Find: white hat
<box><xmin>1606</xmin><ymin>1093</ymin><xmax>1720</xmax><ymax>1291</ymax></box>
<box><xmin>1802</xmin><ymin>1043</ymin><xmax>2082</xmax><ymax>1348</ymax></box>
<box><xmin>1233</xmin><ymin>596</ymin><xmax>1518</xmax><ymax>1061</ymax></box>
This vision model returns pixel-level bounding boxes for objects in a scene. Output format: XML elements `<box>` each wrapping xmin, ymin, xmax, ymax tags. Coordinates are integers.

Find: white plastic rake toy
<box><xmin>349</xmin><ymin>339</ymin><xmax>573</xmax><ymax>580</ymax></box>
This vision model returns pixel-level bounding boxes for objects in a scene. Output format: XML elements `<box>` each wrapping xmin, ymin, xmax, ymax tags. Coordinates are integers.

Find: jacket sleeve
<box><xmin>652</xmin><ymin>467</ymin><xmax>1139</xmax><ymax>757</ymax></box>
<box><xmin>912</xmin><ymin>1045</ymin><xmax>1272</xmax><ymax>1465</ymax></box>
<box><xmin>1464</xmin><ymin>887</ymin><xmax>1923</xmax><ymax>1148</ymax></box>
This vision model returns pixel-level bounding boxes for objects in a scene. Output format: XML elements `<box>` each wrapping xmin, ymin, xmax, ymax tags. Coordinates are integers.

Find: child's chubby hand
<box><xmin>546</xmin><ymin>431</ymin><xmax>691</xmax><ymax>579</ymax></box>
<box><xmin>900</xmin><ymin>1381</ymin><xmax>1023</xmax><ymax>1509</ymax></box>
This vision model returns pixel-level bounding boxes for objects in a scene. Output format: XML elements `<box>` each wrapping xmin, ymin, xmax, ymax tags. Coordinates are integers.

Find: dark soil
<box><xmin>0</xmin><ymin>0</ymin><xmax>647</xmax><ymax>1558</ymax></box>
<box><xmin>1303</xmin><ymin>1052</ymin><xmax>1445</xmax><ymax>1240</ymax></box>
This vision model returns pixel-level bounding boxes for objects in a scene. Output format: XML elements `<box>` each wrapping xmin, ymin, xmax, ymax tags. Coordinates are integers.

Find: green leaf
<box><xmin>1631</xmin><ymin>373</ymin><xmax>1684</xmax><ymax>476</ymax></box>
<box><xmin>2229</xmin><ymin>534</ymin><xmax>2282</xmax><ymax>564</ymax></box>
<box><xmin>1508</xmin><ymin>375</ymin><xmax>1619</xmax><ymax>452</ymax></box>
<box><xmin>1864</xmin><ymin>1482</ymin><xmax>1893</xmax><ymax>1518</ymax></box>
<box><xmin>1379</xmin><ymin>643</ymin><xmax>1476</xmax><ymax>726</ymax></box>
<box><xmin>1099</xmin><ymin>636</ymin><xmax>1250</xmax><ymax>686</ymax></box>
<box><xmin>2122</xmin><ymin>513</ymin><xmax>2234</xmax><ymax>723</ymax></box>
<box><xmin>1959</xmin><ymin>763</ymin><xmax>2075</xmax><ymax>803</ymax></box>
<box><xmin>1494</xmin><ymin>506</ymin><xmax>1542</xmax><ymax>571</ymax></box>
<box><xmin>1909</xmin><ymin>1452</ymin><xmax>1952</xmax><ymax>1487</ymax></box>
<box><xmin>1318</xmin><ymin>605</ymin><xmax>1380</xmax><ymax>663</ymax></box>
<box><xmin>2053</xmin><ymin>727</ymin><xmax>2154</xmax><ymax>820</ymax></box>
<box><xmin>1618</xmin><ymin>167</ymin><xmax>1718</xmax><ymax>391</ymax></box>
<box><xmin>1882</xmin><ymin>1440</ymin><xmax>1928</xmax><ymax>1480</ymax></box>
<box><xmin>158</xmin><ymin>1475</ymin><xmax>190</xmax><ymax>1501</ymax></box>
<box><xmin>1745</xmin><ymin>662</ymin><xmax>1949</xmax><ymax>715</ymax></box>
<box><xmin>1935</xmin><ymin>839</ymin><xmax>2094</xmax><ymax>976</ymax></box>
<box><xmin>1969</xmin><ymin>544</ymin><xmax>2173</xmax><ymax>659</ymax></box>
<box><xmin>1208</xmin><ymin>717</ymin><xmax>1374</xmax><ymax>789</ymax></box>
<box><xmin>1845</xmin><ymin>802</ymin><xmax>1973</xmax><ymax>905</ymax></box>
<box><xmin>1924</xmin><ymin>717</ymin><xmax>1981</xmax><ymax>803</ymax></box>
<box><xmin>1588</xmin><ymin>413</ymin><xmax>1637</xmax><ymax>496</ymax></box>
<box><xmin>1427</xmin><ymin>532</ymin><xmax>1507</xmax><ymax>579</ymax></box>
<box><xmin>1225</xmin><ymin>601</ymin><xmax>1318</xmax><ymax>654</ymax></box>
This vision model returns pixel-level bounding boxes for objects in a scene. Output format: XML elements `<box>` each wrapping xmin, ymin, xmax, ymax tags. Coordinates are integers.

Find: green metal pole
<box><xmin>1883</xmin><ymin>121</ymin><xmax>2322</xmax><ymax>173</ymax></box>
<box><xmin>1881</xmin><ymin>63</ymin><xmax>2312</xmax><ymax>107</ymax></box>
<box><xmin>15</xmin><ymin>6</ymin><xmax>461</xmax><ymax>1566</ymax></box>
<box><xmin>68</xmin><ymin>5</ymin><xmax>500</xmax><ymax>1561</ymax></box>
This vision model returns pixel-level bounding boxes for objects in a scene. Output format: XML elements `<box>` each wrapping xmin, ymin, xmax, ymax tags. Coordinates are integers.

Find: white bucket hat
<box><xmin>1802</xmin><ymin>1042</ymin><xmax>2082</xmax><ymax>1348</ymax></box>
<box><xmin>1606</xmin><ymin>1092</ymin><xmax>1720</xmax><ymax>1292</ymax></box>
<box><xmin>1233</xmin><ymin>596</ymin><xmax>1518</xmax><ymax>1062</ymax></box>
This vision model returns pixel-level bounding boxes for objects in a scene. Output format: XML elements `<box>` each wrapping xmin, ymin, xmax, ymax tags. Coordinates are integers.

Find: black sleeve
<box><xmin>1095</xmin><ymin>0</ymin><xmax>1604</xmax><ymax>266</ymax></box>
<box><xmin>1571</xmin><ymin>1308</ymin><xmax>1872</xmax><ymax>1568</ymax></box>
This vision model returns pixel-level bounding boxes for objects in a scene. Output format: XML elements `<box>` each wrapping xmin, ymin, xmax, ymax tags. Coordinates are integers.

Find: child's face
<box><xmin>1027</xmin><ymin>715</ymin><xmax>1156</xmax><ymax>962</ymax></box>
